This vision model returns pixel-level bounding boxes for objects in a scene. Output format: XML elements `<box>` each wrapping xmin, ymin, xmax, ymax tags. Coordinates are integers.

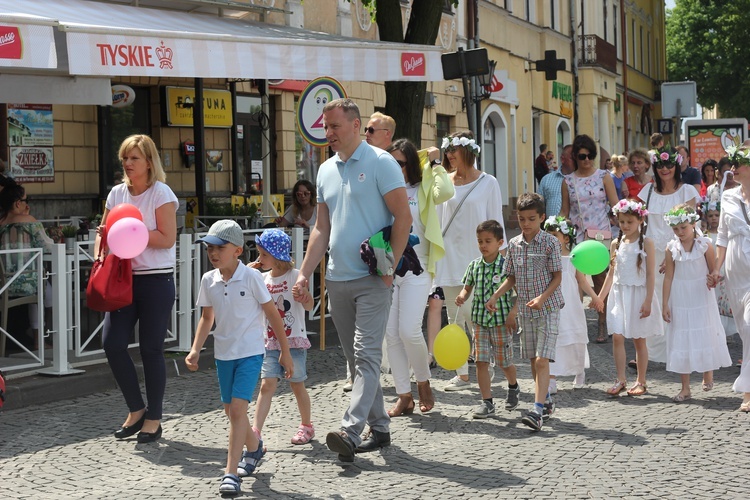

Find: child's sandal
<box><xmin>236</xmin><ymin>441</ymin><xmax>264</xmax><ymax>477</ymax></box>
<box><xmin>605</xmin><ymin>380</ymin><xmax>627</xmax><ymax>395</ymax></box>
<box><xmin>627</xmin><ymin>382</ymin><xmax>648</xmax><ymax>396</ymax></box>
<box><xmin>219</xmin><ymin>474</ymin><xmax>242</xmax><ymax>496</ymax></box>
<box><xmin>291</xmin><ymin>424</ymin><xmax>315</xmax><ymax>445</ymax></box>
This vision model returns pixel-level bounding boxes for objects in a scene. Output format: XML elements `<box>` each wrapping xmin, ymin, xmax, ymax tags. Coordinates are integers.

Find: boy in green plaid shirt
<box><xmin>456</xmin><ymin>220</ymin><xmax>519</xmax><ymax>419</ymax></box>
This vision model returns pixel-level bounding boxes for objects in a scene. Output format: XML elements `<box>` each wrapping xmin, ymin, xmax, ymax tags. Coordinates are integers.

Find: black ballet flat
<box><xmin>136</xmin><ymin>425</ymin><xmax>162</xmax><ymax>443</ymax></box>
<box><xmin>114</xmin><ymin>414</ymin><xmax>145</xmax><ymax>439</ymax></box>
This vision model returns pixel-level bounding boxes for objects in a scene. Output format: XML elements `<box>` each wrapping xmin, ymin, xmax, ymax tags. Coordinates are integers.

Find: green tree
<box><xmin>357</xmin><ymin>0</ymin><xmax>458</xmax><ymax>145</ymax></box>
<box><xmin>666</xmin><ymin>0</ymin><xmax>750</xmax><ymax>118</ymax></box>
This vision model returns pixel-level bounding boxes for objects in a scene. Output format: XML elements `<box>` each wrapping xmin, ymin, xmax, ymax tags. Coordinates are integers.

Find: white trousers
<box><xmin>385</xmin><ymin>271</ymin><xmax>433</xmax><ymax>394</ymax></box>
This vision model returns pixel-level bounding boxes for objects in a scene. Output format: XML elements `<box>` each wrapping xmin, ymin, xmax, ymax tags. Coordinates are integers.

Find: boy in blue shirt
<box><xmin>185</xmin><ymin>220</ymin><xmax>294</xmax><ymax>496</ymax></box>
<box><xmin>456</xmin><ymin>220</ymin><xmax>519</xmax><ymax>418</ymax></box>
<box><xmin>487</xmin><ymin>193</ymin><xmax>564</xmax><ymax>431</ymax></box>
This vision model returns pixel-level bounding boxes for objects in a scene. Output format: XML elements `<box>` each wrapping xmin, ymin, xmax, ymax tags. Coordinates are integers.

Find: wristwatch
<box><xmin>431</xmin><ymin>158</ymin><xmax>442</xmax><ymax>166</ymax></box>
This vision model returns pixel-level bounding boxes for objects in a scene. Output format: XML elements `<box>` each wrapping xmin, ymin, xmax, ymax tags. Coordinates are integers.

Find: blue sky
<box><xmin>666</xmin><ymin>0</ymin><xmax>675</xmax><ymax>9</ymax></box>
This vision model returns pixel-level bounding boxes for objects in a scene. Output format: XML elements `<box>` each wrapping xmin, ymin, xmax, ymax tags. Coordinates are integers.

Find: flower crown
<box><xmin>441</xmin><ymin>136</ymin><xmax>481</xmax><ymax>156</ymax></box>
<box><xmin>612</xmin><ymin>199</ymin><xmax>649</xmax><ymax>217</ymax></box>
<box><xmin>648</xmin><ymin>148</ymin><xmax>683</xmax><ymax>168</ymax></box>
<box><xmin>698</xmin><ymin>196</ymin><xmax>720</xmax><ymax>214</ymax></box>
<box><xmin>724</xmin><ymin>145</ymin><xmax>750</xmax><ymax>165</ymax></box>
<box><xmin>664</xmin><ymin>207</ymin><xmax>701</xmax><ymax>226</ymax></box>
<box><xmin>543</xmin><ymin>215</ymin><xmax>576</xmax><ymax>240</ymax></box>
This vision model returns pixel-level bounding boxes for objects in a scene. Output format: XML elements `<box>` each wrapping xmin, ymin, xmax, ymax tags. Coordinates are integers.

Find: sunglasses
<box><xmin>395</xmin><ymin>159</ymin><xmax>407</xmax><ymax>168</ymax></box>
<box><xmin>364</xmin><ymin>127</ymin><xmax>387</xmax><ymax>134</ymax></box>
<box><xmin>577</xmin><ymin>153</ymin><xmax>596</xmax><ymax>161</ymax></box>
<box><xmin>19</xmin><ymin>197</ymin><xmax>28</xmax><ymax>203</ymax></box>
<box><xmin>656</xmin><ymin>164</ymin><xmax>676</xmax><ymax>170</ymax></box>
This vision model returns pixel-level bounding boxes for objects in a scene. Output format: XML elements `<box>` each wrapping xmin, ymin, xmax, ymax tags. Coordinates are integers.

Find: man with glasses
<box><xmin>364</xmin><ymin>112</ymin><xmax>395</xmax><ymax>149</ymax></box>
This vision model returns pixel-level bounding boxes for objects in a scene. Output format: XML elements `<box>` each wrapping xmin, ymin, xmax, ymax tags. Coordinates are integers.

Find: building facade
<box><xmin>0</xmin><ymin>0</ymin><xmax>667</xmax><ymax>223</ymax></box>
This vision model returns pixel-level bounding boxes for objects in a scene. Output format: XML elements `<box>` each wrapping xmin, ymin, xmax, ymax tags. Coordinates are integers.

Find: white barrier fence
<box><xmin>0</xmin><ymin>227</ymin><xmax>321</xmax><ymax>376</ymax></box>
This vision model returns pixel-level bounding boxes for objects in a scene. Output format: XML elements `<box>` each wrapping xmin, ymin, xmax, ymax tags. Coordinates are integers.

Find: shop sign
<box><xmin>488</xmin><ymin>69</ymin><xmax>519</xmax><ymax>105</ymax></box>
<box><xmin>164</xmin><ymin>86</ymin><xmax>232</xmax><ymax>128</ymax></box>
<box><xmin>551</xmin><ymin>81</ymin><xmax>573</xmax><ymax>118</ymax></box>
<box><xmin>0</xmin><ymin>26</ymin><xmax>22</xmax><ymax>60</ymax></box>
<box><xmin>401</xmin><ymin>52</ymin><xmax>426</xmax><ymax>77</ymax></box>
<box><xmin>111</xmin><ymin>84</ymin><xmax>136</xmax><ymax>107</ymax></box>
<box><xmin>7</xmin><ymin>104</ymin><xmax>54</xmax><ymax>182</ymax></box>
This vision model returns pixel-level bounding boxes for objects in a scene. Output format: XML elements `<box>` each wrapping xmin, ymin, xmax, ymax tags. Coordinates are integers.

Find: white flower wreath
<box><xmin>441</xmin><ymin>136</ymin><xmax>481</xmax><ymax>156</ymax></box>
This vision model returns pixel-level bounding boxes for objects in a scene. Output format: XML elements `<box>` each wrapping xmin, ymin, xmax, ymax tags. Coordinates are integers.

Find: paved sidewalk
<box><xmin>2</xmin><ymin>309</ymin><xmax>750</xmax><ymax>499</ymax></box>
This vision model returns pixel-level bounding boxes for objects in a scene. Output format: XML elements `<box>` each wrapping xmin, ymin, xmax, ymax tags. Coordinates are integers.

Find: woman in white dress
<box><xmin>662</xmin><ymin>205</ymin><xmax>732</xmax><ymax>402</ymax></box>
<box><xmin>637</xmin><ymin>148</ymin><xmax>699</xmax><ymax>363</ymax></box>
<box><xmin>710</xmin><ymin>146</ymin><xmax>750</xmax><ymax>411</ymax></box>
<box><xmin>436</xmin><ymin>131</ymin><xmax>507</xmax><ymax>391</ymax></box>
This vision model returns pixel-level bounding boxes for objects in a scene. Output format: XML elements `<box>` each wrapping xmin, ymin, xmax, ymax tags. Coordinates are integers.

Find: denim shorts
<box><xmin>215</xmin><ymin>355</ymin><xmax>263</xmax><ymax>404</ymax></box>
<box><xmin>261</xmin><ymin>348</ymin><xmax>308</xmax><ymax>383</ymax></box>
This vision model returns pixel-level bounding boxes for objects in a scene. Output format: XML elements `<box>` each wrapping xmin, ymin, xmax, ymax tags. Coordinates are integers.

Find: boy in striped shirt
<box><xmin>456</xmin><ymin>220</ymin><xmax>519</xmax><ymax>419</ymax></box>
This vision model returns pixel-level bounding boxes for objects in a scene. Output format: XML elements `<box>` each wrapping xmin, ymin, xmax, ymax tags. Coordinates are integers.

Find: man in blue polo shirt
<box><xmin>294</xmin><ymin>98</ymin><xmax>411</xmax><ymax>463</ymax></box>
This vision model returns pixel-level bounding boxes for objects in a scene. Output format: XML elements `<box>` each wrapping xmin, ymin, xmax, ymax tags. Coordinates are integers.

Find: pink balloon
<box><xmin>108</xmin><ymin>217</ymin><xmax>149</xmax><ymax>259</ymax></box>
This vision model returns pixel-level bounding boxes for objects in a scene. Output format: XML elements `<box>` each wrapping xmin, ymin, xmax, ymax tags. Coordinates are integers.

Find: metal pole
<box><xmin>473</xmin><ymin>0</ymin><xmax>483</xmax><ymax>141</ymax></box>
<box><xmin>458</xmin><ymin>48</ymin><xmax>476</xmax><ymax>136</ymax></box>
<box><xmin>194</xmin><ymin>78</ymin><xmax>206</xmax><ymax>215</ymax></box>
<box><xmin>230</xmin><ymin>81</ymin><xmax>239</xmax><ymax>194</ymax></box>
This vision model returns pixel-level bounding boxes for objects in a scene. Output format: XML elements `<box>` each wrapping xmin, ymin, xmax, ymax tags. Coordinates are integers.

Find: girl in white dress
<box><xmin>596</xmin><ymin>200</ymin><xmax>663</xmax><ymax>396</ymax></box>
<box><xmin>636</xmin><ymin>148</ymin><xmax>699</xmax><ymax>363</ymax></box>
<box><xmin>544</xmin><ymin>216</ymin><xmax>603</xmax><ymax>393</ymax></box>
<box><xmin>701</xmin><ymin>198</ymin><xmax>738</xmax><ymax>337</ymax></box>
<box><xmin>662</xmin><ymin>205</ymin><xmax>732</xmax><ymax>402</ymax></box>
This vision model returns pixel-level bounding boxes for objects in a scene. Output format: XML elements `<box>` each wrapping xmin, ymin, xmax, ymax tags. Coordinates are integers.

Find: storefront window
<box><xmin>98</xmin><ymin>87</ymin><xmax>151</xmax><ymax>195</ymax></box>
<box><xmin>294</xmin><ymin>97</ymin><xmax>321</xmax><ymax>183</ymax></box>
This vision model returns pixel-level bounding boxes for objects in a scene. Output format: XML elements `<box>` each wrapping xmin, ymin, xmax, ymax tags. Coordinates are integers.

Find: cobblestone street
<box><xmin>3</xmin><ymin>315</ymin><xmax>749</xmax><ymax>499</ymax></box>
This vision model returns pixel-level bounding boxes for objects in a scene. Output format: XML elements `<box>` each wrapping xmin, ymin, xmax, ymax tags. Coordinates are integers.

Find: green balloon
<box><xmin>570</xmin><ymin>240</ymin><xmax>610</xmax><ymax>275</ymax></box>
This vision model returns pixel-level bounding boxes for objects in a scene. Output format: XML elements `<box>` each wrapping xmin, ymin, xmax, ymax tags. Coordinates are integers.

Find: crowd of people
<box><xmin>48</xmin><ymin>108</ymin><xmax>744</xmax><ymax>498</ymax></box>
<box><xmin>194</xmin><ymin>111</ymin><xmax>750</xmax><ymax>495</ymax></box>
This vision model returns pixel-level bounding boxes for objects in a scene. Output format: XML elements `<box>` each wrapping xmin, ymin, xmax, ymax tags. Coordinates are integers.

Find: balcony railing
<box><xmin>578</xmin><ymin>35</ymin><xmax>617</xmax><ymax>74</ymax></box>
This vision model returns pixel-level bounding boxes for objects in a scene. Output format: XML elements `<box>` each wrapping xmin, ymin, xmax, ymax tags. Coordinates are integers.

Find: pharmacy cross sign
<box><xmin>535</xmin><ymin>50</ymin><xmax>566</xmax><ymax>81</ymax></box>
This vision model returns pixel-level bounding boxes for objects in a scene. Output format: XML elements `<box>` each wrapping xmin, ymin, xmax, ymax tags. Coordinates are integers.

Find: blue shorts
<box><xmin>215</xmin><ymin>355</ymin><xmax>263</xmax><ymax>404</ymax></box>
<box><xmin>261</xmin><ymin>348</ymin><xmax>308</xmax><ymax>383</ymax></box>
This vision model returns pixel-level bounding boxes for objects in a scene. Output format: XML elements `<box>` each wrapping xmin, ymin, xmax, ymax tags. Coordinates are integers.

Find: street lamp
<box><xmin>474</xmin><ymin>59</ymin><xmax>496</xmax><ymax>103</ymax></box>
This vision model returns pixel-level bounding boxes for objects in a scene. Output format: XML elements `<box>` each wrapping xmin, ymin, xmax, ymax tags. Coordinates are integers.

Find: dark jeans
<box><xmin>103</xmin><ymin>273</ymin><xmax>175</xmax><ymax>420</ymax></box>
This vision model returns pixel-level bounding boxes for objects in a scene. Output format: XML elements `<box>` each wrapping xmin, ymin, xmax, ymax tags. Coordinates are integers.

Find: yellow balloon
<box><xmin>433</xmin><ymin>324</ymin><xmax>471</xmax><ymax>371</ymax></box>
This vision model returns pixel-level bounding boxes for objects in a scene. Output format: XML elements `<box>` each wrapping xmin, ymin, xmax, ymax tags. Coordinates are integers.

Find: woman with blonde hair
<box><xmin>98</xmin><ymin>134</ymin><xmax>178</xmax><ymax>443</ymax></box>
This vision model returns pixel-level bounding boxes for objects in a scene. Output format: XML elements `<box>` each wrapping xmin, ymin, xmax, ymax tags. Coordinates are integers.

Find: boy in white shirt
<box><xmin>185</xmin><ymin>220</ymin><xmax>293</xmax><ymax>497</ymax></box>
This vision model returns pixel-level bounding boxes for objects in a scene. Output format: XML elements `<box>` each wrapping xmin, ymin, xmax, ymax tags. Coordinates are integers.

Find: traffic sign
<box><xmin>296</xmin><ymin>77</ymin><xmax>347</xmax><ymax>147</ymax></box>
<box><xmin>657</xmin><ymin>119</ymin><xmax>673</xmax><ymax>134</ymax></box>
